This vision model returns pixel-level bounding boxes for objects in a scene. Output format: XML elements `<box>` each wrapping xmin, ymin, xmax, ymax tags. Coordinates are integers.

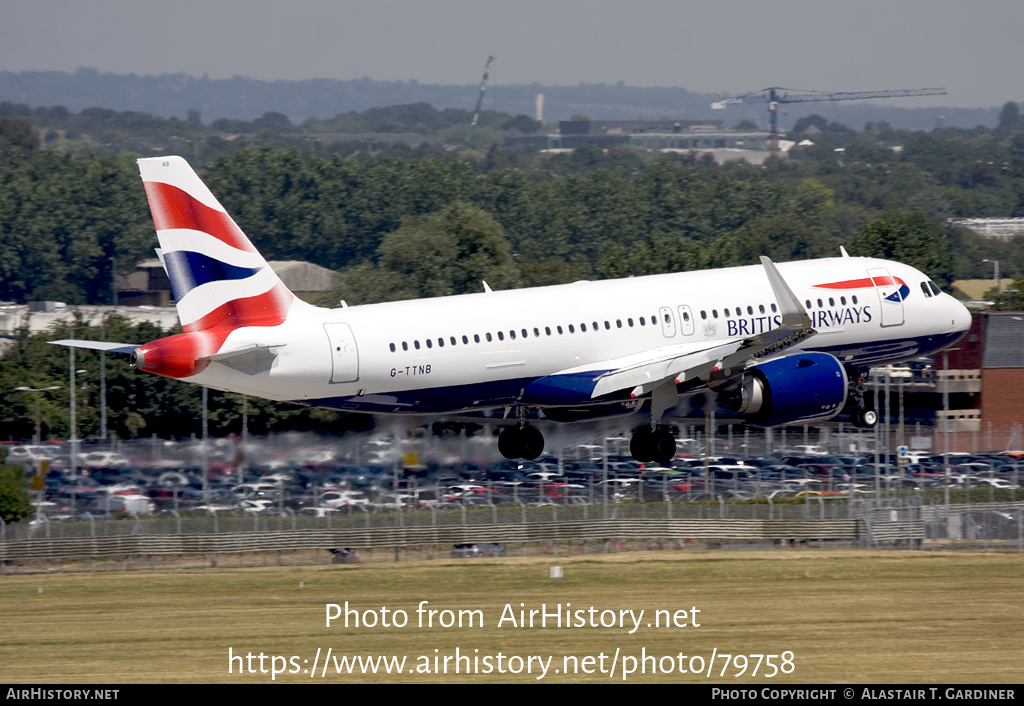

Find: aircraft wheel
<box><xmin>498</xmin><ymin>426</ymin><xmax>523</xmax><ymax>459</ymax></box>
<box><xmin>854</xmin><ymin>408</ymin><xmax>878</xmax><ymax>428</ymax></box>
<box><xmin>650</xmin><ymin>429</ymin><xmax>677</xmax><ymax>465</ymax></box>
<box><xmin>630</xmin><ymin>427</ymin><xmax>655</xmax><ymax>463</ymax></box>
<box><xmin>520</xmin><ymin>426</ymin><xmax>545</xmax><ymax>461</ymax></box>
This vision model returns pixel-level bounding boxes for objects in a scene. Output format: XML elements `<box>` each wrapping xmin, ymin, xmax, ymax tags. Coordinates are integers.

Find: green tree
<box><xmin>0</xmin><ymin>117</ymin><xmax>36</xmax><ymax>162</ymax></box>
<box><xmin>0</xmin><ymin>465</ymin><xmax>33</xmax><ymax>523</ymax></box>
<box><xmin>997</xmin><ymin>102</ymin><xmax>1021</xmax><ymax>130</ymax></box>
<box><xmin>846</xmin><ymin>211</ymin><xmax>955</xmax><ymax>287</ymax></box>
<box><xmin>338</xmin><ymin>202</ymin><xmax>521</xmax><ymax>304</ymax></box>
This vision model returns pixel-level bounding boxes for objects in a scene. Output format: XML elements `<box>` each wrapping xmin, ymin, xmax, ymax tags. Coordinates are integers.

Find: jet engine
<box><xmin>718</xmin><ymin>351</ymin><xmax>848</xmax><ymax>427</ymax></box>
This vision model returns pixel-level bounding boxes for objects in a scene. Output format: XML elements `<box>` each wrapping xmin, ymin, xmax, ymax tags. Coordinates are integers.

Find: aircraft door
<box><xmin>677</xmin><ymin>305</ymin><xmax>695</xmax><ymax>336</ymax></box>
<box><xmin>867</xmin><ymin>268</ymin><xmax>905</xmax><ymax>327</ymax></box>
<box><xmin>659</xmin><ymin>307</ymin><xmax>677</xmax><ymax>337</ymax></box>
<box><xmin>324</xmin><ymin>322</ymin><xmax>359</xmax><ymax>383</ymax></box>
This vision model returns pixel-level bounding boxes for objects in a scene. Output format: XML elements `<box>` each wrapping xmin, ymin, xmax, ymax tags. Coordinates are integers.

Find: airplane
<box><xmin>53</xmin><ymin>156</ymin><xmax>972</xmax><ymax>464</ymax></box>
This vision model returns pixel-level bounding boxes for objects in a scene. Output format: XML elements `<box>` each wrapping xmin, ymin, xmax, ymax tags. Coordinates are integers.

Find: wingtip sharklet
<box><xmin>759</xmin><ymin>256</ymin><xmax>812</xmax><ymax>330</ymax></box>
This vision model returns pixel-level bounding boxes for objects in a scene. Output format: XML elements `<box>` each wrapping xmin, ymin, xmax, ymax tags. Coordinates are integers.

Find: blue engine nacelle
<box><xmin>727</xmin><ymin>352</ymin><xmax>848</xmax><ymax>427</ymax></box>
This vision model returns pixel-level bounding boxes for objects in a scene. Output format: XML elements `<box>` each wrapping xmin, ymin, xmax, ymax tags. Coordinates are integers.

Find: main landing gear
<box><xmin>498</xmin><ymin>424</ymin><xmax>545</xmax><ymax>460</ymax></box>
<box><xmin>630</xmin><ymin>426</ymin><xmax>677</xmax><ymax>465</ymax></box>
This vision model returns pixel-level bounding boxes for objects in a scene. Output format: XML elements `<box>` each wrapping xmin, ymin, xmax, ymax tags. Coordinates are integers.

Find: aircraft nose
<box><xmin>949</xmin><ymin>297</ymin><xmax>972</xmax><ymax>333</ymax></box>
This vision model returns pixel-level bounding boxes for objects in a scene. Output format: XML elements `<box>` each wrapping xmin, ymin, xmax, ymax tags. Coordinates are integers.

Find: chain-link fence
<box><xmin>3</xmin><ymin>497</ymin><xmax>1021</xmax><ymax>575</ymax></box>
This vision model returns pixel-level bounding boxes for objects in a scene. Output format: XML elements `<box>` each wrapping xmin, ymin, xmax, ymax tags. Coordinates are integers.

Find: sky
<box><xmin>0</xmin><ymin>0</ymin><xmax>1021</xmax><ymax>108</ymax></box>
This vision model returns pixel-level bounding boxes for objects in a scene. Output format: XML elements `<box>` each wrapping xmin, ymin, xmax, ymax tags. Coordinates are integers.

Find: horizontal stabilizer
<box><xmin>202</xmin><ymin>343</ymin><xmax>285</xmax><ymax>362</ymax></box>
<box><xmin>50</xmin><ymin>340</ymin><xmax>138</xmax><ymax>354</ymax></box>
<box><xmin>200</xmin><ymin>343</ymin><xmax>285</xmax><ymax>376</ymax></box>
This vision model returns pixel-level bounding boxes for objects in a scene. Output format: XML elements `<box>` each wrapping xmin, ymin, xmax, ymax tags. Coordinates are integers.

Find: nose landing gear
<box><xmin>848</xmin><ymin>368</ymin><xmax>878</xmax><ymax>428</ymax></box>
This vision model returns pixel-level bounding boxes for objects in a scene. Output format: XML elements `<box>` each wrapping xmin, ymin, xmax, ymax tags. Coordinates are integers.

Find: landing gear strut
<box><xmin>498</xmin><ymin>425</ymin><xmax>544</xmax><ymax>460</ymax></box>
<box><xmin>630</xmin><ymin>426</ymin><xmax>677</xmax><ymax>464</ymax></box>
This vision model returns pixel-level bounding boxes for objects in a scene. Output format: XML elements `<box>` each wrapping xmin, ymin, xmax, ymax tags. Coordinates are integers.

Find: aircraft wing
<box><xmin>50</xmin><ymin>340</ymin><xmax>138</xmax><ymax>354</ymax></box>
<box><xmin>532</xmin><ymin>257</ymin><xmax>816</xmax><ymax>402</ymax></box>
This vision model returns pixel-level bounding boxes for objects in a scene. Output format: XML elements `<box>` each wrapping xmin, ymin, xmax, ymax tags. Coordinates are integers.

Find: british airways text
<box><xmin>726</xmin><ymin>306</ymin><xmax>872</xmax><ymax>337</ymax></box>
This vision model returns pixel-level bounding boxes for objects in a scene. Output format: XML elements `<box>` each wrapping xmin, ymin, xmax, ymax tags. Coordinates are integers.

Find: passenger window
<box><xmin>758</xmin><ymin>304</ymin><xmax>765</xmax><ymax>314</ymax></box>
<box><xmin>463</xmin><ymin>335</ymin><xmax>469</xmax><ymax>344</ymax></box>
<box><xmin>581</xmin><ymin>323</ymin><xmax>587</xmax><ymax>332</ymax></box>
<box><xmin>402</xmin><ymin>342</ymin><xmax>408</xmax><ymax>351</ymax></box>
<box><xmin>724</xmin><ymin>308</ymin><xmax>730</xmax><ymax>317</ymax></box>
<box><xmin>712</xmin><ymin>310</ymin><xmax>718</xmax><ymax>319</ymax></box>
<box><xmin>805</xmin><ymin>300</ymin><xmax>812</xmax><ymax>309</ymax></box>
<box><xmin>628</xmin><ymin>318</ymin><xmax>634</xmax><ymax>327</ymax></box>
<box><xmin>486</xmin><ymin>333</ymin><xmax>492</xmax><ymax>342</ymax></box>
<box><xmin>473</xmin><ymin>334</ymin><xmax>480</xmax><ymax>343</ymax></box>
<box><xmin>545</xmin><ymin>327</ymin><xmax>551</xmax><ymax>335</ymax></box>
<box><xmin>557</xmin><ymin>326</ymin><xmax>563</xmax><ymax>334</ymax></box>
<box><xmin>426</xmin><ymin>339</ymin><xmax>432</xmax><ymax>349</ymax></box>
<box><xmin>840</xmin><ymin>297</ymin><xmax>846</xmax><ymax>305</ymax></box>
<box><xmin>828</xmin><ymin>298</ymin><xmax>835</xmax><ymax>307</ymax></box>
<box><xmin>509</xmin><ymin>330</ymin><xmax>516</xmax><ymax>340</ymax></box>
<box><xmin>389</xmin><ymin>343</ymin><xmax>396</xmax><ymax>352</ymax></box>
<box><xmin>437</xmin><ymin>338</ymin><xmax>443</xmax><ymax>347</ymax></box>
<box><xmin>639</xmin><ymin>317</ymin><xmax>646</xmax><ymax>326</ymax></box>
<box><xmin>682</xmin><ymin>312</ymin><xmax>690</xmax><ymax>322</ymax></box>
<box><xmin>498</xmin><ymin>331</ymin><xmax>505</xmax><ymax>341</ymax></box>
<box><xmin>450</xmin><ymin>336</ymin><xmax>457</xmax><ymax>345</ymax></box>
<box><xmin>747</xmin><ymin>306</ymin><xmax>753</xmax><ymax>315</ymax></box>
<box><xmin>615</xmin><ymin>319</ymin><xmax>622</xmax><ymax>328</ymax></box>
<box><xmin>700</xmin><ymin>311</ymin><xmax>707</xmax><ymax>320</ymax></box>
<box><xmin>414</xmin><ymin>340</ymin><xmax>421</xmax><ymax>350</ymax></box>
<box><xmin>569</xmin><ymin>325</ymin><xmax>575</xmax><ymax>333</ymax></box>
<box><xmin>532</xmin><ymin>328</ymin><xmax>539</xmax><ymax>337</ymax></box>
<box><xmin>770</xmin><ymin>304</ymin><xmax>777</xmax><ymax>312</ymax></box>
<box><xmin>851</xmin><ymin>296</ymin><xmax>858</xmax><ymax>305</ymax></box>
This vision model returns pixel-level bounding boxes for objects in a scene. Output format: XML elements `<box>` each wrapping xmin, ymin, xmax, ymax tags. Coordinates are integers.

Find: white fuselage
<box><xmin>183</xmin><ymin>256</ymin><xmax>971</xmax><ymax>415</ymax></box>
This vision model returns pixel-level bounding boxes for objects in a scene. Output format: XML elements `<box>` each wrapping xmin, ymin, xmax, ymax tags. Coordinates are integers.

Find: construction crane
<box><xmin>464</xmin><ymin>55</ymin><xmax>496</xmax><ymax>149</ymax></box>
<box><xmin>712</xmin><ymin>87</ymin><xmax>947</xmax><ymax>156</ymax></box>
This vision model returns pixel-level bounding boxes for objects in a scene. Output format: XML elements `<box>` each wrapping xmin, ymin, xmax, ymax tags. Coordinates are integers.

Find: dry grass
<box><xmin>1</xmin><ymin>549</ymin><xmax>1021</xmax><ymax>683</ymax></box>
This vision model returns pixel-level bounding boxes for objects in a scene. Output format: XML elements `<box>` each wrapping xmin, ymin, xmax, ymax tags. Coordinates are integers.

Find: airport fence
<box><xmin>1</xmin><ymin>498</ymin><xmax>1021</xmax><ymax>573</ymax></box>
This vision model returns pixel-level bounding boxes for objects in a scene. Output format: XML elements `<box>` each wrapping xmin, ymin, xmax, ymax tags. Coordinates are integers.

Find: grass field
<box><xmin>1</xmin><ymin>549</ymin><xmax>1021</xmax><ymax>683</ymax></box>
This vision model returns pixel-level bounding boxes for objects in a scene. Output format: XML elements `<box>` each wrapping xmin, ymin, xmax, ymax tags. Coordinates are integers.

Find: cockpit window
<box><xmin>920</xmin><ymin>282</ymin><xmax>932</xmax><ymax>298</ymax></box>
<box><xmin>928</xmin><ymin>281</ymin><xmax>941</xmax><ymax>296</ymax></box>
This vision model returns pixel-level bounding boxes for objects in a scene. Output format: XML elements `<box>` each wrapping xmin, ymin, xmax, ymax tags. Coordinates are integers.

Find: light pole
<box><xmin>982</xmin><ymin>259</ymin><xmax>1000</xmax><ymax>295</ymax></box>
<box><xmin>13</xmin><ymin>386</ymin><xmax>62</xmax><ymax>444</ymax></box>
<box><xmin>69</xmin><ymin>364</ymin><xmax>87</xmax><ymax>519</ymax></box>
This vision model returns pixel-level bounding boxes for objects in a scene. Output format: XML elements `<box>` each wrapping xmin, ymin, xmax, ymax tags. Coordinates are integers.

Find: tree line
<box><xmin>3</xmin><ymin>106</ymin><xmax>1024</xmax><ymax>440</ymax></box>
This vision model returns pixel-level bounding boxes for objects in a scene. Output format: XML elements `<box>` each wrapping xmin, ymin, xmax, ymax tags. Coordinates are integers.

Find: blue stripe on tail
<box><xmin>164</xmin><ymin>251</ymin><xmax>263</xmax><ymax>301</ymax></box>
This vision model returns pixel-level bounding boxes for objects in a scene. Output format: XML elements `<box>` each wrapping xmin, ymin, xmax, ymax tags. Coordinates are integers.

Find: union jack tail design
<box><xmin>137</xmin><ymin>156</ymin><xmax>318</xmax><ymax>333</ymax></box>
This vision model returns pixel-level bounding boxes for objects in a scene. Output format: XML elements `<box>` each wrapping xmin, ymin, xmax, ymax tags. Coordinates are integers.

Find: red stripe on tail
<box><xmin>143</xmin><ymin>181</ymin><xmax>256</xmax><ymax>253</ymax></box>
<box><xmin>182</xmin><ymin>282</ymin><xmax>293</xmax><ymax>333</ymax></box>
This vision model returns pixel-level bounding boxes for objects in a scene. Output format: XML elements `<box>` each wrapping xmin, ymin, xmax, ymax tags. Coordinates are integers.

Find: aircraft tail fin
<box><xmin>137</xmin><ymin>156</ymin><xmax>319</xmax><ymax>332</ymax></box>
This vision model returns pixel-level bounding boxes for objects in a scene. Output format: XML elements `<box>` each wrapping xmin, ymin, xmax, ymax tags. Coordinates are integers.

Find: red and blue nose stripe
<box><xmin>813</xmin><ymin>275</ymin><xmax>910</xmax><ymax>301</ymax></box>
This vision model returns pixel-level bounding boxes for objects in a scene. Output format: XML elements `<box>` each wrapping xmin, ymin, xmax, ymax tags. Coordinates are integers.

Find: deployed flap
<box><xmin>50</xmin><ymin>340</ymin><xmax>138</xmax><ymax>354</ymax></box>
<box><xmin>591</xmin><ymin>340</ymin><xmax>743</xmax><ymax>399</ymax></box>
